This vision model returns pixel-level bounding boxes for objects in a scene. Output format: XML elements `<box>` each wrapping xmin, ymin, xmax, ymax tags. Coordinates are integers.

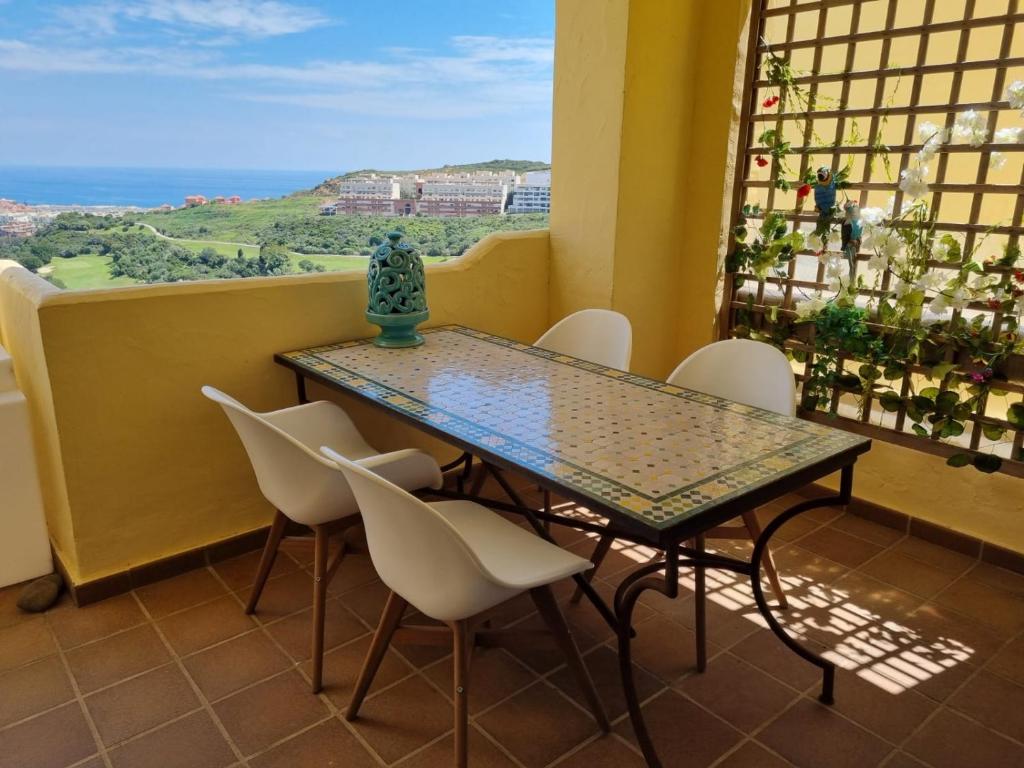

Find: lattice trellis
<box><xmin>724</xmin><ymin>0</ymin><xmax>1024</xmax><ymax>475</ymax></box>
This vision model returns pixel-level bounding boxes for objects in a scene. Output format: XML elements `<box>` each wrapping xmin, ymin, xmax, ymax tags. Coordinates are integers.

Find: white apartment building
<box><xmin>337</xmin><ymin>175</ymin><xmax>400</xmax><ymax>199</ymax></box>
<box><xmin>508</xmin><ymin>170</ymin><xmax>552</xmax><ymax>214</ymax></box>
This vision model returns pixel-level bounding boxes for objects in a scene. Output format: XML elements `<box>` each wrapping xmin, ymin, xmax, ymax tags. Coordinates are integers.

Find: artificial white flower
<box><xmin>995</xmin><ymin>127</ymin><xmax>1024</xmax><ymax>144</ymax></box>
<box><xmin>932</xmin><ymin>237</ymin><xmax>960</xmax><ymax>261</ymax></box>
<box><xmin>807</xmin><ymin>232</ymin><xmax>825</xmax><ymax>253</ymax></box>
<box><xmin>827</xmin><ymin>228</ymin><xmax>842</xmax><ymax>248</ymax></box>
<box><xmin>1007</xmin><ymin>80</ymin><xmax>1024</xmax><ymax>111</ymax></box>
<box><xmin>928</xmin><ymin>292</ymin><xmax>952</xmax><ymax>318</ymax></box>
<box><xmin>915</xmin><ymin>271</ymin><xmax>945</xmax><ymax>292</ymax></box>
<box><xmin>899</xmin><ymin>166</ymin><xmax>930</xmax><ymax>198</ymax></box>
<box><xmin>953</xmin><ymin>110</ymin><xmax>989</xmax><ymax>147</ymax></box>
<box><xmin>916</xmin><ymin>121</ymin><xmax>948</xmax><ymax>162</ymax></box>
<box><xmin>825</xmin><ymin>257</ymin><xmax>847</xmax><ymax>291</ymax></box>
<box><xmin>867</xmin><ymin>253</ymin><xmax>889</xmax><ymax>272</ymax></box>
<box><xmin>894</xmin><ymin>279</ymin><xmax>913</xmax><ymax>298</ymax></box>
<box><xmin>795</xmin><ymin>293</ymin><xmax>827</xmax><ymax>319</ymax></box>
<box><xmin>970</xmin><ymin>273</ymin><xmax>999</xmax><ymax>291</ymax></box>
<box><xmin>860</xmin><ymin>207</ymin><xmax>886</xmax><ymax>227</ymax></box>
<box><xmin>990</xmin><ymin>151</ymin><xmax>1008</xmax><ymax>171</ymax></box>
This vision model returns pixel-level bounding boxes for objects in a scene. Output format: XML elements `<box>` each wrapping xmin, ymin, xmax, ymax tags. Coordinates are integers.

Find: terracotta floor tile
<box><xmin>828</xmin><ymin>514</ymin><xmax>904</xmax><ymax>547</ymax></box>
<box><xmin>0</xmin><ymin>583</ymin><xmax>35</xmax><ymax>632</ymax></box>
<box><xmin>673</xmin><ymin>652</ymin><xmax>799</xmax><ymax>732</ymax></box>
<box><xmin>395</xmin><ymin>727</ymin><xmax>521</xmax><ymax>768</ymax></box>
<box><xmin>718</xmin><ymin>741</ymin><xmax>792</xmax><ymax>768</ymax></box>
<box><xmin>771</xmin><ymin>543</ymin><xmax>850</xmax><ymax>585</ymax></box>
<box><xmin>107</xmin><ymin>710</ymin><xmax>236</xmax><ymax>768</ymax></box>
<box><xmin>550</xmin><ymin>644</ymin><xmax>663</xmax><ymax>722</ymax></box>
<box><xmin>987</xmin><ymin>634</ymin><xmax>1024</xmax><ymax>686</ymax></box>
<box><xmin>477</xmin><ymin>682</ymin><xmax>601</xmax><ymax>768</ymax></box>
<box><xmin>249</xmin><ymin>718</ymin><xmax>377</xmax><ymax>768</ymax></box>
<box><xmin>626</xmin><ymin>614</ymin><xmax>711</xmax><ymax>683</ymax></box>
<box><xmin>613</xmin><ymin>689</ymin><xmax>743</xmax><ymax>768</ymax></box>
<box><xmin>304</xmin><ymin>634</ymin><xmax>413</xmax><ymax>710</ymax></box>
<box><xmin>135</xmin><ymin>569</ymin><xmax>227</xmax><ymax>620</ymax></box>
<box><xmin>212</xmin><ymin>548</ymin><xmax>299</xmax><ymax>593</ymax></box>
<box><xmin>797</xmin><ymin>527</ymin><xmax>886</xmax><ymax>569</ymax></box>
<box><xmin>85</xmin><ymin>664</ymin><xmax>200</xmax><ymax>746</ymax></box>
<box><xmin>47</xmin><ymin>594</ymin><xmax>146</xmax><ymax>649</ymax></box>
<box><xmin>338</xmin><ymin>580</ymin><xmax>392</xmax><ymax>628</ymax></box>
<box><xmin>325</xmin><ymin>553</ymin><xmax>379</xmax><ymax>596</ymax></box>
<box><xmin>827</xmin><ymin>668</ymin><xmax>936</xmax><ymax>744</ymax></box>
<box><xmin>727</xmin><ymin>629</ymin><xmax>824</xmax><ymax>692</ymax></box>
<box><xmin>212</xmin><ymin>670</ymin><xmax>328</xmax><ymax>756</ymax></box>
<box><xmin>502</xmin><ymin>611</ymin><xmax>600</xmax><ymax>675</ymax></box>
<box><xmin>671</xmin><ymin>595</ymin><xmax>763</xmax><ymax>651</ymax></box>
<box><xmin>949</xmin><ymin>670</ymin><xmax>1024</xmax><ymax>742</ymax></box>
<box><xmin>933</xmin><ymin>576</ymin><xmax>1024</xmax><ymax>635</ymax></box>
<box><xmin>861</xmin><ymin>550</ymin><xmax>962</xmax><ymax>599</ymax></box>
<box><xmin>830</xmin><ymin>571</ymin><xmax>924</xmax><ymax>620</ymax></box>
<box><xmin>756</xmin><ymin>505</ymin><xmax>828</xmax><ymax>542</ymax></box>
<box><xmin>0</xmin><ymin>702</ymin><xmax>97</xmax><ymax>768</ymax></box>
<box><xmin>758</xmin><ymin>698</ymin><xmax>891</xmax><ymax>768</ymax></box>
<box><xmin>245</xmin><ymin>571</ymin><xmax>313</xmax><ymax>622</ymax></box>
<box><xmin>550</xmin><ymin>736</ymin><xmax>646</xmax><ymax>768</ymax></box>
<box><xmin>66</xmin><ymin>624</ymin><xmax>171</xmax><ymax>694</ymax></box>
<box><xmin>967</xmin><ymin>563</ymin><xmax>1024</xmax><ymax>598</ymax></box>
<box><xmin>183</xmin><ymin>630</ymin><xmax>290</xmax><ymax>702</ymax></box>
<box><xmin>0</xmin><ymin>655</ymin><xmax>74</xmax><ymax>727</ymax></box>
<box><xmin>0</xmin><ymin>617</ymin><xmax>57</xmax><ymax>673</ymax></box>
<box><xmin>350</xmin><ymin>674</ymin><xmax>453</xmax><ymax>764</ymax></box>
<box><xmin>157</xmin><ymin>595</ymin><xmax>256</xmax><ymax>656</ymax></box>
<box><xmin>477</xmin><ymin>592</ymin><xmax>537</xmax><ymax>630</ymax></box>
<box><xmin>266</xmin><ymin>598</ymin><xmax>367</xmax><ymax>662</ymax></box>
<box><xmin>881</xmin><ymin>753</ymin><xmax>930</xmax><ymax>768</ymax></box>
<box><xmin>423</xmin><ymin>648</ymin><xmax>535</xmax><ymax>715</ymax></box>
<box><xmin>905</xmin><ymin>708</ymin><xmax>1024</xmax><ymax>768</ymax></box>
<box><xmin>891</xmin><ymin>537</ymin><xmax>976</xmax><ymax>574</ymax></box>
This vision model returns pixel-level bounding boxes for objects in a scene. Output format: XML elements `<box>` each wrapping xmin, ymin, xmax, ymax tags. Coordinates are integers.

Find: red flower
<box><xmin>1014</xmin><ymin>270</ymin><xmax>1024</xmax><ymax>283</ymax></box>
<box><xmin>755</xmin><ymin>155</ymin><xmax>769</xmax><ymax>168</ymax></box>
<box><xmin>797</xmin><ymin>183</ymin><xmax>812</xmax><ymax>199</ymax></box>
<box><xmin>762</xmin><ymin>95</ymin><xmax>779</xmax><ymax>108</ymax></box>
<box><xmin>988</xmin><ymin>298</ymin><xmax>1003</xmax><ymax>310</ymax></box>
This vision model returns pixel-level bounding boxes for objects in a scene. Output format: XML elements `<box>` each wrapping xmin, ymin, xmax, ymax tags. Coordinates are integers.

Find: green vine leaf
<box><xmin>973</xmin><ymin>454</ymin><xmax>1003</xmax><ymax>473</ymax></box>
<box><xmin>982</xmin><ymin>424</ymin><xmax>1006</xmax><ymax>441</ymax></box>
<box><xmin>946</xmin><ymin>453</ymin><xmax>971</xmax><ymax>468</ymax></box>
<box><xmin>1008</xmin><ymin>403</ymin><xmax>1024</xmax><ymax>428</ymax></box>
<box><xmin>879</xmin><ymin>391</ymin><xmax>903</xmax><ymax>412</ymax></box>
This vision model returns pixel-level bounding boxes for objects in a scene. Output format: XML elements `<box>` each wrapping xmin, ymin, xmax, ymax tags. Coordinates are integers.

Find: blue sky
<box><xmin>0</xmin><ymin>1</ymin><xmax>554</xmax><ymax>171</ymax></box>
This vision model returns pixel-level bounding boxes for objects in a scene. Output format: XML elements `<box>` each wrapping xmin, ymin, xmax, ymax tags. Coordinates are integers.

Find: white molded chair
<box><xmin>535</xmin><ymin>309</ymin><xmax>633</xmax><ymax>370</ymax></box>
<box><xmin>202</xmin><ymin>386</ymin><xmax>442</xmax><ymax>692</ymax></box>
<box><xmin>665</xmin><ymin>339</ymin><xmax>793</xmax><ymax>606</ymax></box>
<box><xmin>573</xmin><ymin>339</ymin><xmax>793</xmax><ymax>609</ymax></box>
<box><xmin>320</xmin><ymin>446</ymin><xmax>608</xmax><ymax>768</ymax></box>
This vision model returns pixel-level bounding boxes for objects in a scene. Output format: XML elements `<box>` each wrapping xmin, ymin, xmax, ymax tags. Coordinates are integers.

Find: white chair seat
<box><xmin>429</xmin><ymin>500</ymin><xmax>592</xmax><ymax>590</ymax></box>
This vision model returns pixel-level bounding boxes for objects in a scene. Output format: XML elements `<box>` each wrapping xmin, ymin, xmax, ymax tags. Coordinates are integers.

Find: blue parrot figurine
<box><xmin>841</xmin><ymin>200</ymin><xmax>863</xmax><ymax>274</ymax></box>
<box><xmin>814</xmin><ymin>166</ymin><xmax>837</xmax><ymax>214</ymax></box>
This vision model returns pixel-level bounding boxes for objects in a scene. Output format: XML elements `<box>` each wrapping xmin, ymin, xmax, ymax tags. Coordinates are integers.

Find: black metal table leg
<box><xmin>694</xmin><ymin>533</ymin><xmax>707</xmax><ymax>673</ymax></box>
<box><xmin>747</xmin><ymin>464</ymin><xmax>854</xmax><ymax>704</ymax></box>
<box><xmin>294</xmin><ymin>372</ymin><xmax>308</xmax><ymax>404</ymax></box>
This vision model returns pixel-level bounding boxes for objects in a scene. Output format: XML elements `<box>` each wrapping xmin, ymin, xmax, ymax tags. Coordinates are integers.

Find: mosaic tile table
<box><xmin>276</xmin><ymin>325</ymin><xmax>871</xmax><ymax>768</ymax></box>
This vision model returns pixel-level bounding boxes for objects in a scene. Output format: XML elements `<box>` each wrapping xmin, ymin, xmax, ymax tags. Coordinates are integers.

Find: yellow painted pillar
<box><xmin>550</xmin><ymin>0</ymin><xmax>752</xmax><ymax>378</ymax></box>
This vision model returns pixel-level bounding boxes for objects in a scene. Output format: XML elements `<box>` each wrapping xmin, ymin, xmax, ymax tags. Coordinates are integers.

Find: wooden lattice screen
<box><xmin>724</xmin><ymin>0</ymin><xmax>1024</xmax><ymax>475</ymax></box>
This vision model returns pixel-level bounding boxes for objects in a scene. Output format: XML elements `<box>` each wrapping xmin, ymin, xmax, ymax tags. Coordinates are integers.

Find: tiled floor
<box><xmin>2</xmin><ymin>483</ymin><xmax>1024</xmax><ymax>768</ymax></box>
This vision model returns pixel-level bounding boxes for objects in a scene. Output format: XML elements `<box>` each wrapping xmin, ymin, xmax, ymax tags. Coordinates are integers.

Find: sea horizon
<box><xmin>0</xmin><ymin>165</ymin><xmax>338</xmax><ymax>208</ymax></box>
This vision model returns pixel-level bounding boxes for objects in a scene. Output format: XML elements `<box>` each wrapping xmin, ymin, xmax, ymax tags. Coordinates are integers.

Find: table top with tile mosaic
<box><xmin>278</xmin><ymin>326</ymin><xmax>869</xmax><ymax>535</ymax></box>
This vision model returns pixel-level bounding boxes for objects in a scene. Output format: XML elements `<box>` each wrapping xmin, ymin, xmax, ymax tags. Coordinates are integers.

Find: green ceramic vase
<box><xmin>365</xmin><ymin>232</ymin><xmax>429</xmax><ymax>348</ymax></box>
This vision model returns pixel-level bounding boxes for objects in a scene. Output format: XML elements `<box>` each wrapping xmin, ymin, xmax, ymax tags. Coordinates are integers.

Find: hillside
<box><xmin>309</xmin><ymin>159</ymin><xmax>551</xmax><ymax>196</ymax></box>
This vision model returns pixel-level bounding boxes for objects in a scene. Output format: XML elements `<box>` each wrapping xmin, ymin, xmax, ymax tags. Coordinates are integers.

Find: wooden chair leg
<box><xmin>346</xmin><ymin>590</ymin><xmax>407</xmax><ymax>720</ymax></box>
<box><xmin>245</xmin><ymin>510</ymin><xmax>288</xmax><ymax>615</ymax></box>
<box><xmin>451</xmin><ymin>620</ymin><xmax>470</xmax><ymax>768</ymax></box>
<box><xmin>570</xmin><ymin>533</ymin><xmax>615</xmax><ymax>604</ymax></box>
<box><xmin>742</xmin><ymin>511</ymin><xmax>788</xmax><ymax>609</ymax></box>
<box><xmin>311</xmin><ymin>525</ymin><xmax>329</xmax><ymax>694</ymax></box>
<box><xmin>530</xmin><ymin>585</ymin><xmax>609</xmax><ymax>731</ymax></box>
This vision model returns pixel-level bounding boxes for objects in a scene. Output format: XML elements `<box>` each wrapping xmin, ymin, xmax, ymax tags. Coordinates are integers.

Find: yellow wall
<box><xmin>0</xmin><ymin>232</ymin><xmax>550</xmax><ymax>583</ymax></box>
<box><xmin>550</xmin><ymin>0</ymin><xmax>751</xmax><ymax>378</ymax></box>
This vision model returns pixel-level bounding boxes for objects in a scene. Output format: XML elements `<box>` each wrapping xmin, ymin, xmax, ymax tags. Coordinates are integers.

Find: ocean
<box><xmin>0</xmin><ymin>166</ymin><xmax>336</xmax><ymax>208</ymax></box>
